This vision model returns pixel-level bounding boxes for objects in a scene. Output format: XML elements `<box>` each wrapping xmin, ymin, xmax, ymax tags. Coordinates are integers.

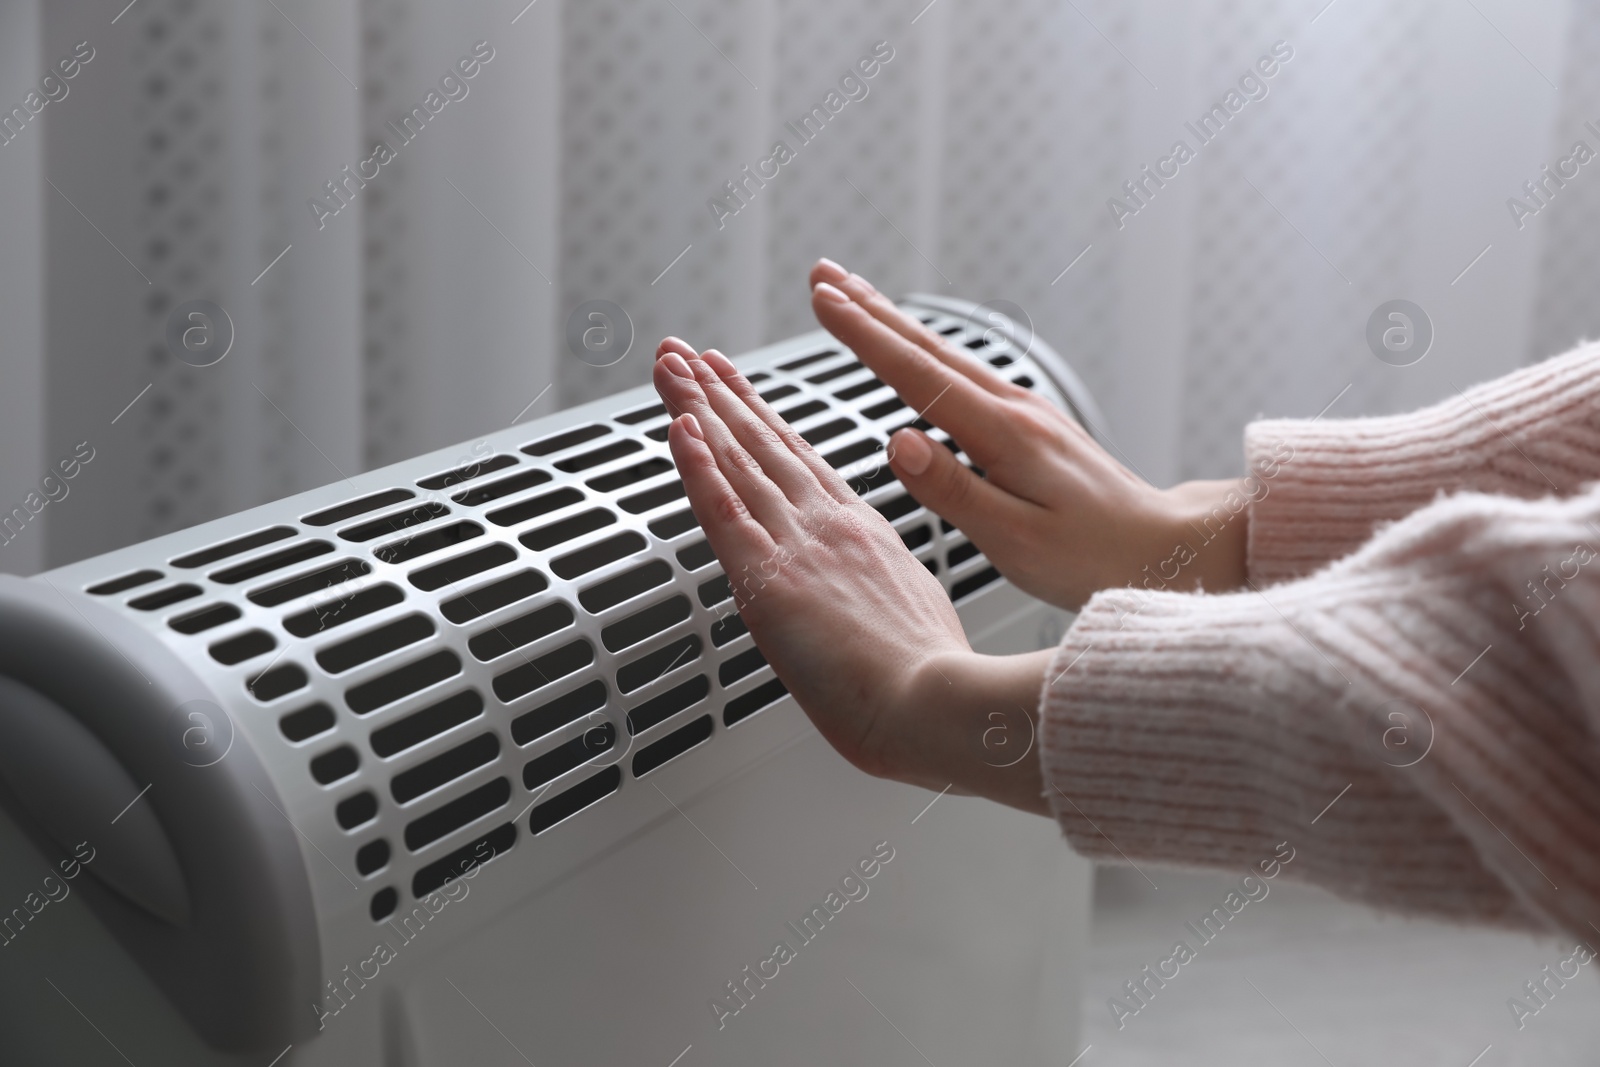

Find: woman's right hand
<box><xmin>808</xmin><ymin>260</ymin><xmax>1249</xmax><ymax>611</ymax></box>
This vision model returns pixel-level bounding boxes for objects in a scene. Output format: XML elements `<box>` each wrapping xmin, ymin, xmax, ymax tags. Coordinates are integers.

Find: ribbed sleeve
<box><xmin>1041</xmin><ymin>344</ymin><xmax>1600</xmax><ymax>942</ymax></box>
<box><xmin>1244</xmin><ymin>342</ymin><xmax>1600</xmax><ymax>584</ymax></box>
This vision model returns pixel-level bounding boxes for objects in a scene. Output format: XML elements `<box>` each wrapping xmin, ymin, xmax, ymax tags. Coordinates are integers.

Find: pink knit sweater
<box><xmin>1040</xmin><ymin>343</ymin><xmax>1600</xmax><ymax>940</ymax></box>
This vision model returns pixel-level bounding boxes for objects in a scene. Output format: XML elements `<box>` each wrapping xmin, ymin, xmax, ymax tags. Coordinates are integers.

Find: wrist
<box><xmin>1157</xmin><ymin>477</ymin><xmax>1251</xmax><ymax>593</ymax></box>
<box><xmin>890</xmin><ymin>648</ymin><xmax>1053</xmax><ymax>816</ymax></box>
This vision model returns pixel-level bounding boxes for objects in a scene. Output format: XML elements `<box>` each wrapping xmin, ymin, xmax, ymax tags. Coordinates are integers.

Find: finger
<box><xmin>809</xmin><ymin>261</ymin><xmax>1025</xmax><ymax>399</ymax></box>
<box><xmin>887</xmin><ymin>427</ymin><xmax>1033</xmax><ymax>545</ymax></box>
<box><xmin>811</xmin><ymin>283</ymin><xmax>1016</xmax><ymax>469</ymax></box>
<box><xmin>665</xmin><ymin>413</ymin><xmax>776</xmax><ymax>594</ymax></box>
<box><xmin>676</xmin><ymin>348</ymin><xmax>844</xmax><ymax>510</ymax></box>
<box><xmin>653</xmin><ymin>352</ymin><xmax>799</xmax><ymax>535</ymax></box>
<box><xmin>697</xmin><ymin>347</ymin><xmax>859</xmax><ymax>506</ymax></box>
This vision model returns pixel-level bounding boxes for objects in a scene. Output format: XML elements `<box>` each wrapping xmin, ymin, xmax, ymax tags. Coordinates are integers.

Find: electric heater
<box><xmin>0</xmin><ymin>295</ymin><xmax>1100</xmax><ymax>1066</ymax></box>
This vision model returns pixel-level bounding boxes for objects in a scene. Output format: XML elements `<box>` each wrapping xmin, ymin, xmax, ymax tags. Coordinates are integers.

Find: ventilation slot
<box><xmin>412</xmin><ymin>823</ymin><xmax>515</xmax><ymax>898</ymax></box>
<box><xmin>627</xmin><ymin>675</ymin><xmax>708</xmax><ymax>735</ymax></box>
<box><xmin>519</xmin><ymin>507</ymin><xmax>613</xmax><ymax>550</ymax></box>
<box><xmin>619</xmin><ymin>481</ymin><xmax>685</xmax><ymax>515</ymax></box>
<box><xmin>211</xmin><ymin>542</ymin><xmax>334</xmax><ymax>584</ymax></box>
<box><xmin>718</xmin><ymin>646</ymin><xmax>766</xmax><ymax>686</ymax></box>
<box><xmin>834</xmin><ymin>377</ymin><xmax>883</xmax><ymax>401</ymax></box>
<box><xmin>801</xmin><ymin>418</ymin><xmax>854</xmax><ymax>447</ymax></box>
<box><xmin>375</xmin><ymin>522</ymin><xmax>482</xmax><ymax>565</ymax></box>
<box><xmin>170</xmin><ymin>526</ymin><xmax>296</xmax><ymax>568</ymax></box>
<box><xmin>491</xmin><ymin>487</ymin><xmax>588</xmax><ymax>530</ymax></box>
<box><xmin>617</xmin><ymin>635</ymin><xmax>701</xmax><ymax>694</ymax></box>
<box><xmin>777</xmin><ymin>399</ymin><xmax>826</xmax><ymax>423</ymax></box>
<box><xmin>417</xmin><ymin>454</ymin><xmax>518</xmax><ymax>491</ymax></box>
<box><xmin>725</xmin><ymin>678</ymin><xmax>788</xmax><ymax>726</ymax></box>
<box><xmin>806</xmin><ymin>361</ymin><xmax>861</xmax><ymax>384</ymax></box>
<box><xmin>356</xmin><ymin>840</ymin><xmax>390</xmax><ymax>876</ymax></box>
<box><xmin>601</xmin><ymin>595</ymin><xmax>691</xmax><ymax>652</ymax></box>
<box><xmin>587</xmin><ymin>458</ymin><xmax>672</xmax><ymax>493</ymax></box>
<box><xmin>337</xmin><ymin>792</ymin><xmax>378</xmax><ymax>830</ymax></box>
<box><xmin>648</xmin><ymin>509</ymin><xmax>698</xmax><ymax>540</ymax></box>
<box><xmin>862</xmin><ymin>396</ymin><xmax>907</xmax><ymax>420</ymax></box>
<box><xmin>1013</xmin><ymin>375</ymin><xmax>1035</xmax><ymax>389</ymax></box>
<box><xmin>555</xmin><ymin>440</ymin><xmax>642</xmax><ymax>473</ymax></box>
<box><xmin>440</xmin><ymin>570</ymin><xmax>548</xmax><ymax>624</ymax></box>
<box><xmin>578</xmin><ymin>559</ymin><xmax>672</xmax><ymax>614</ymax></box>
<box><xmin>847</xmin><ymin>465</ymin><xmax>897</xmax><ymax>496</ymax></box>
<box><xmin>528</xmin><ymin>766</ymin><xmax>620</xmax><ymax>835</ymax></box>
<box><xmin>988</xmin><ymin>352</ymin><xmax>1016</xmax><ymax>367</ymax></box>
<box><xmin>210</xmin><ymin>630</ymin><xmax>275</xmax><ymax>666</ymax></box>
<box><xmin>87</xmin><ymin>570</ymin><xmax>163</xmax><ymax>596</ymax></box>
<box><xmin>823</xmin><ymin>439</ymin><xmax>882</xmax><ymax>469</ymax></box>
<box><xmin>280</xmin><ymin>702</ymin><xmax>336</xmax><ymax>743</ymax></box>
<box><xmin>778</xmin><ymin>349</ymin><xmax>836</xmax><ymax>371</ymax></box>
<box><xmin>522</xmin><ymin>723</ymin><xmax>615</xmax><ymax>791</ymax></box>
<box><xmin>339</xmin><ymin>503</ymin><xmax>449</xmax><ymax>543</ymax></box>
<box><xmin>511</xmin><ymin>680</ymin><xmax>607</xmax><ymax>746</ymax></box>
<box><xmin>875</xmin><ymin>494</ymin><xmax>919</xmax><ymax>522</ymax></box>
<box><xmin>697</xmin><ymin>574</ymin><xmax>731</xmax><ymax>608</ymax></box>
<box><xmin>951</xmin><ymin>566</ymin><xmax>1002</xmax><ymax>601</ymax></box>
<box><xmin>283</xmin><ymin>583</ymin><xmax>404</xmax><ymax>638</ymax></box>
<box><xmin>758</xmin><ymin>384</ymin><xmax>800</xmax><ymax>404</ymax></box>
<box><xmin>391</xmin><ymin>732</ymin><xmax>500</xmax><ymax>805</ymax></box>
<box><xmin>370</xmin><ymin>690</ymin><xmax>485</xmax><ymax>759</ymax></box>
<box><xmin>523</xmin><ymin>424</ymin><xmax>609</xmax><ymax>457</ymax></box>
<box><xmin>311</xmin><ymin>745</ymin><xmax>360</xmax><ymax>785</ymax></box>
<box><xmin>405</xmin><ymin>778</ymin><xmax>511</xmax><ymax>852</ymax></box>
<box><xmin>493</xmin><ymin>640</ymin><xmax>594</xmax><ymax>703</ymax></box>
<box><xmin>170</xmin><ymin>603</ymin><xmax>241</xmax><ymax>635</ymax></box>
<box><xmin>468</xmin><ymin>603</ymin><xmax>575</xmax><ymax>661</ymax></box>
<box><xmin>248</xmin><ymin>664</ymin><xmax>307</xmax><ymax>702</ymax></box>
<box><xmin>902</xmin><ymin>525</ymin><xmax>933</xmax><ymax>551</ymax></box>
<box><xmin>615</xmin><ymin>403</ymin><xmax>666</xmax><ymax>425</ymax></box>
<box><xmin>250</xmin><ymin>561</ymin><xmax>373</xmax><ymax>610</ymax></box>
<box><xmin>303</xmin><ymin>489</ymin><xmax>415</xmax><ymax>527</ymax></box>
<box><xmin>128</xmin><ymin>584</ymin><xmax>202</xmax><ymax>611</ymax></box>
<box><xmin>709</xmin><ymin>613</ymin><xmax>747</xmax><ymax>647</ymax></box>
<box><xmin>346</xmin><ymin>651</ymin><xmax>462</xmax><ymax>715</ymax></box>
<box><xmin>551</xmin><ymin>531</ymin><xmax>645</xmax><ymax>580</ymax></box>
<box><xmin>675</xmin><ymin>540</ymin><xmax>716</xmax><ymax>571</ymax></box>
<box><xmin>318</xmin><ymin>614</ymin><xmax>435</xmax><ymax>674</ymax></box>
<box><xmin>632</xmin><ymin>715</ymin><xmax>713</xmax><ymax>778</ymax></box>
<box><xmin>371</xmin><ymin>889</ymin><xmax>398</xmax><ymax>921</ymax></box>
<box><xmin>455</xmin><ymin>468</ymin><xmax>553</xmax><ymax>507</ymax></box>
<box><xmin>948</xmin><ymin>540</ymin><xmax>981</xmax><ymax>567</ymax></box>
<box><xmin>409</xmin><ymin>543</ymin><xmax>517</xmax><ymax>592</ymax></box>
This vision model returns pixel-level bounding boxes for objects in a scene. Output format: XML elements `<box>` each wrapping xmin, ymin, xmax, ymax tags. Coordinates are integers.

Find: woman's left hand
<box><xmin>651</xmin><ymin>338</ymin><xmax>1053</xmax><ymax>813</ymax></box>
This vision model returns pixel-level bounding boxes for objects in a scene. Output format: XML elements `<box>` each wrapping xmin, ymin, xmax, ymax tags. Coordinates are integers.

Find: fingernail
<box><xmin>890</xmin><ymin>428</ymin><xmax>932</xmax><ymax>476</ymax></box>
<box><xmin>680</xmin><ymin>413</ymin><xmax>704</xmax><ymax>440</ymax></box>
<box><xmin>814</xmin><ymin>281</ymin><xmax>851</xmax><ymax>304</ymax></box>
<box><xmin>660</xmin><ymin>351</ymin><xmax>693</xmax><ymax>378</ymax></box>
<box><xmin>817</xmin><ymin>257</ymin><xmax>846</xmax><ymax>277</ymax></box>
<box><xmin>703</xmin><ymin>349</ymin><xmax>738</xmax><ymax>378</ymax></box>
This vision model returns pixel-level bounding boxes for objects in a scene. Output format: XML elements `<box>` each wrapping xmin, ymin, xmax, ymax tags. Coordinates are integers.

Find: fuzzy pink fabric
<box><xmin>1039</xmin><ymin>343</ymin><xmax>1600</xmax><ymax>940</ymax></box>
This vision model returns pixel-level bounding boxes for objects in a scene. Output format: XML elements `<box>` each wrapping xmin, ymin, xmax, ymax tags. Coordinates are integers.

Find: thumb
<box><xmin>886</xmin><ymin>427</ymin><xmax>1015</xmax><ymax>538</ymax></box>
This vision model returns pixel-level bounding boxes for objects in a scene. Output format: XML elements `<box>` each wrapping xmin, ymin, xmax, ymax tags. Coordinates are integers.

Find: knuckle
<box><xmin>713</xmin><ymin>491</ymin><xmax>750</xmax><ymax>526</ymax></box>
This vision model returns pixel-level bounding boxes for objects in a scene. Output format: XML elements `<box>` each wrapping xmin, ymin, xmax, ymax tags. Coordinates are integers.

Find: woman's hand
<box><xmin>651</xmin><ymin>338</ymin><xmax>1052</xmax><ymax>815</ymax></box>
<box><xmin>808</xmin><ymin>260</ymin><xmax>1249</xmax><ymax>610</ymax></box>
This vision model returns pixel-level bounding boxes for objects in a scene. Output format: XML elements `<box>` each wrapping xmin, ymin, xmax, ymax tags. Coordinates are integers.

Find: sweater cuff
<box><xmin>1243</xmin><ymin>342</ymin><xmax>1600</xmax><ymax>584</ymax></box>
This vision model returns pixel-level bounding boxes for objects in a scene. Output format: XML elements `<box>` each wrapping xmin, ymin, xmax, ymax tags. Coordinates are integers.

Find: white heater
<box><xmin>0</xmin><ymin>295</ymin><xmax>1098</xmax><ymax>1066</ymax></box>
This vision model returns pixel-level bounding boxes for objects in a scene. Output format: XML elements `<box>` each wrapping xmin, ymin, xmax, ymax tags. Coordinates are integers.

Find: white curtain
<box><xmin>0</xmin><ymin>0</ymin><xmax>1592</xmax><ymax>575</ymax></box>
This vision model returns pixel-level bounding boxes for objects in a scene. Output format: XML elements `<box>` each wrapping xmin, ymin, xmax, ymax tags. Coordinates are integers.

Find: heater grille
<box><xmin>61</xmin><ymin>297</ymin><xmax>1097</xmax><ymax>928</ymax></box>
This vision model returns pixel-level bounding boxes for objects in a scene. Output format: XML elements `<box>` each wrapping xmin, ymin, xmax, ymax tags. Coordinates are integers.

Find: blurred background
<box><xmin>1</xmin><ymin>0</ymin><xmax>1598</xmax><ymax>1061</ymax></box>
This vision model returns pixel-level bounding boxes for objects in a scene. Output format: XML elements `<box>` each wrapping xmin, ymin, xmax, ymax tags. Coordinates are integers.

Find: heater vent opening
<box><xmin>632</xmin><ymin>714</ymin><xmax>713</xmax><ymax>778</ymax></box>
<box><xmin>528</xmin><ymin>766</ymin><xmax>620</xmax><ymax>836</ymax></box>
<box><xmin>171</xmin><ymin>526</ymin><xmax>297</xmax><ymax>568</ymax></box>
<box><xmin>303</xmin><ymin>489</ymin><xmax>416</xmax><ymax>527</ymax></box>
